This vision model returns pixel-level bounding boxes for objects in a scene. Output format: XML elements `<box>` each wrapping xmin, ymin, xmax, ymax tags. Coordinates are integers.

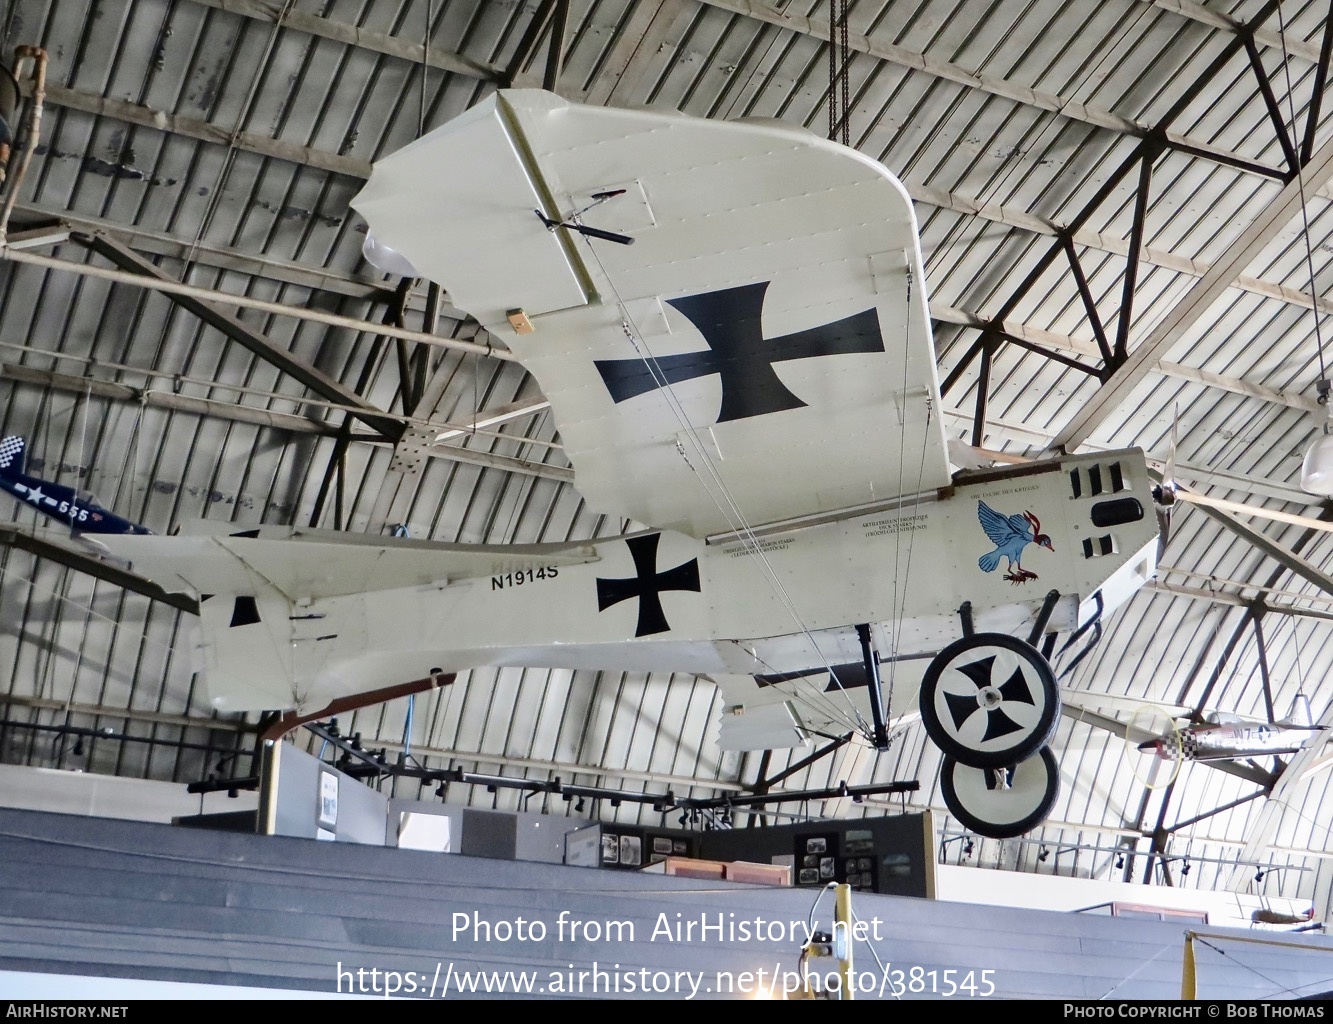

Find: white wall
<box><xmin>0</xmin><ymin>762</ymin><xmax>256</xmax><ymax>822</ymax></box>
<box><xmin>936</xmin><ymin>861</ymin><xmax>1315</xmax><ymax>931</ymax></box>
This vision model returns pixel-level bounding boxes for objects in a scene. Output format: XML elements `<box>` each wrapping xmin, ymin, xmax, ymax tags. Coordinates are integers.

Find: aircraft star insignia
<box><xmin>0</xmin><ymin>435</ymin><xmax>153</xmax><ymax>535</ymax></box>
<box><xmin>594</xmin><ymin>281</ymin><xmax>884</xmax><ymax>423</ymax></box>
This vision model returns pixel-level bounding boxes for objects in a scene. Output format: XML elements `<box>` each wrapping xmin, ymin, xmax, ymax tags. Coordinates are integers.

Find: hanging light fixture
<box><xmin>1277</xmin><ymin>12</ymin><xmax>1333</xmax><ymax>494</ymax></box>
<box><xmin>361</xmin><ymin>232</ymin><xmax>420</xmax><ymax>279</ymax></box>
<box><xmin>1301</xmin><ymin>397</ymin><xmax>1333</xmax><ymax>493</ymax></box>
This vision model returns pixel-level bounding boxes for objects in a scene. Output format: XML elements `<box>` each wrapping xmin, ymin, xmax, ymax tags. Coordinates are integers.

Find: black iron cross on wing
<box><xmin>594</xmin><ymin>281</ymin><xmax>883</xmax><ymax>422</ymax></box>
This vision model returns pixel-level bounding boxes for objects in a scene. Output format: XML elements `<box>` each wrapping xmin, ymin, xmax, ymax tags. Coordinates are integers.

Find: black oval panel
<box><xmin>1091</xmin><ymin>497</ymin><xmax>1143</xmax><ymax>527</ymax></box>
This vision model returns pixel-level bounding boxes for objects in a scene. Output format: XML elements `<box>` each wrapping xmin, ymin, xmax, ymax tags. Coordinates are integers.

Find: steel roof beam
<box><xmin>910</xmin><ymin>184</ymin><xmax>1333</xmax><ymax>316</ymax></box>
<box><xmin>186</xmin><ymin>0</ymin><xmax>502</xmax><ymax>83</ymax></box>
<box><xmin>29</xmin><ymin>84</ymin><xmax>1326</xmax><ymax>321</ymax></box>
<box><xmin>1</xmin><ymin>363</ymin><xmax>336</xmax><ymax>437</ymax></box>
<box><xmin>1145</xmin><ymin>579</ymin><xmax>1333</xmax><ymax>621</ymax></box>
<box><xmin>1061</xmin><ymin>234</ymin><xmax>1115</xmax><ymax>367</ymax></box>
<box><xmin>1166</xmin><ymin>788</ymin><xmax>1273</xmax><ymax>833</ymax></box>
<box><xmin>1254</xmin><ymin>615</ymin><xmax>1278</xmax><ymax>725</ymax></box>
<box><xmin>1148</xmin><ymin>0</ymin><xmax>1327</xmax><ymax>64</ymax></box>
<box><xmin>38</xmin><ymin>11</ymin><xmax>1286</xmax><ymax>190</ymax></box>
<box><xmin>948</xmin><ymin>1</ymin><xmax>1281</xmax><ymax>398</ymax></box>
<box><xmin>1113</xmin><ymin>147</ymin><xmax>1160</xmax><ymax>366</ymax></box>
<box><xmin>1243</xmin><ymin>33</ymin><xmax>1301</xmax><ymax>175</ymax></box>
<box><xmin>13</xmin><ymin>201</ymin><xmax>394</xmax><ymax>303</ymax></box>
<box><xmin>1300</xmin><ymin>10</ymin><xmax>1333</xmax><ymax>164</ymax></box>
<box><xmin>38</xmin><ymin>83</ymin><xmax>372</xmax><ymax>179</ymax></box>
<box><xmin>72</xmin><ymin>231</ymin><xmax>406</xmax><ymax>442</ymax></box>
<box><xmin>14</xmin><ymin>203</ymin><xmax>1319</xmax><ymax>427</ymax></box>
<box><xmin>27</xmin><ymin>65</ymin><xmax>1330</xmax><ymax>441</ymax></box>
<box><xmin>1</xmin><ymin>362</ymin><xmax>571</xmax><ymax>483</ymax></box>
<box><xmin>1055</xmin><ymin>119</ymin><xmax>1333</xmax><ymax>452</ymax></box>
<box><xmin>504</xmin><ymin>0</ymin><xmax>560</xmax><ymax>85</ymax></box>
<box><xmin>1175</xmin><ymin>485</ymin><xmax>1333</xmax><ymax>600</ymax></box>
<box><xmin>0</xmin><ymin>527</ymin><xmax>199</xmax><ymax>615</ymax></box>
<box><xmin>0</xmin><ymin>692</ymin><xmax>249</xmax><ymax>732</ymax></box>
<box><xmin>697</xmin><ymin>0</ymin><xmax>1285</xmax><ymax>179</ymax></box>
<box><xmin>934</xmin><ymin>304</ymin><xmax>1319</xmax><ymax>416</ymax></box>
<box><xmin>33</xmin><ymin>183</ymin><xmax>1332</xmax><ymax>368</ymax></box>
<box><xmin>3</xmin><ymin>242</ymin><xmax>499</xmax><ymax>360</ymax></box>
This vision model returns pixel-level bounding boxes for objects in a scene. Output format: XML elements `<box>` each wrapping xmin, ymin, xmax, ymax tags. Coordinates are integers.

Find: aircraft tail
<box><xmin>1281</xmin><ymin>692</ymin><xmax>1316</xmax><ymax>729</ymax></box>
<box><xmin>0</xmin><ymin>436</ymin><xmax>25</xmax><ymax>477</ymax></box>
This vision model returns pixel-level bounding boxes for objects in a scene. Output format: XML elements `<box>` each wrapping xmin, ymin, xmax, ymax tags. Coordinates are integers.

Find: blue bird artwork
<box><xmin>976</xmin><ymin>501</ymin><xmax>1053</xmax><ymax>584</ymax></box>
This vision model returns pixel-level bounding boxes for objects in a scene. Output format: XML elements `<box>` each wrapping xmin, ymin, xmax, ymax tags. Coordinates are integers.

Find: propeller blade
<box><xmin>1152</xmin><ymin>405</ymin><xmax>1180</xmax><ymax>560</ymax></box>
<box><xmin>1166</xmin><ymin>403</ymin><xmax>1177</xmax><ymax>486</ymax></box>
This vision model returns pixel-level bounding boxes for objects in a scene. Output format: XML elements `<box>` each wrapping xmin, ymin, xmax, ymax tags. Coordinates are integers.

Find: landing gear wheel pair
<box><xmin>920</xmin><ymin>633</ymin><xmax>1062</xmax><ymax>840</ymax></box>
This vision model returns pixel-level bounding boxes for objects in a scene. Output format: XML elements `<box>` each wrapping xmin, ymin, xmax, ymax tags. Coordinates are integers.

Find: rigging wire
<box><xmin>1277</xmin><ymin>2</ymin><xmax>1328</xmax><ymax>385</ymax></box>
<box><xmin>577</xmin><ymin>232</ymin><xmax>880</xmax><ymax>741</ymax></box>
<box><xmin>71</xmin><ymin>381</ymin><xmax>90</xmax><ymax>537</ymax></box>
<box><xmin>884</xmin><ymin>265</ymin><xmax>938</xmax><ymax>737</ymax></box>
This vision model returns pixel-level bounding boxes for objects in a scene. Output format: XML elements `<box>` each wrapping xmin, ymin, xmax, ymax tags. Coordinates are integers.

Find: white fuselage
<box><xmin>188</xmin><ymin>449</ymin><xmax>1159</xmax><ymax>711</ymax></box>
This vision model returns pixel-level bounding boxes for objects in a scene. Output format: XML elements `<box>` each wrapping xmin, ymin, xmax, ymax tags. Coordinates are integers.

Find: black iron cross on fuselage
<box><xmin>596</xmin><ymin>533</ymin><xmax>700</xmax><ymax>637</ymax></box>
<box><xmin>594</xmin><ymin>280</ymin><xmax>884</xmax><ymax>422</ymax></box>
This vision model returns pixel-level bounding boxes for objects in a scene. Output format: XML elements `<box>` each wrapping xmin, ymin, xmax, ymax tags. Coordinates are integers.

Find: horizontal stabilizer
<box><xmin>717</xmin><ymin>702</ymin><xmax>807</xmax><ymax>751</ymax></box>
<box><xmin>96</xmin><ymin>528</ymin><xmax>600</xmax><ymax>600</ymax></box>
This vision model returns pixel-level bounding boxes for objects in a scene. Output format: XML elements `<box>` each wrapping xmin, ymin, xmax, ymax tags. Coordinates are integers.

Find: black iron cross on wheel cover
<box><xmin>594</xmin><ymin>281</ymin><xmax>884</xmax><ymax>423</ymax></box>
<box><xmin>918</xmin><ymin>632</ymin><xmax>1060</xmax><ymax>769</ymax></box>
<box><xmin>596</xmin><ymin>533</ymin><xmax>701</xmax><ymax>637</ymax></box>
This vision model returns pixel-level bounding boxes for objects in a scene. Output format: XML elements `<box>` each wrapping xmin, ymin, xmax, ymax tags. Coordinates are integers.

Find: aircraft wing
<box><xmin>352</xmin><ymin>90</ymin><xmax>951</xmax><ymax>538</ymax></box>
<box><xmin>95</xmin><ymin>524</ymin><xmax>599</xmax><ymax>601</ymax></box>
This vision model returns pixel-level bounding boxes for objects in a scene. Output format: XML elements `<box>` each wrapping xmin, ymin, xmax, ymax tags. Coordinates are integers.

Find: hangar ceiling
<box><xmin>3</xmin><ymin>0</ymin><xmax>1333</xmax><ymax>913</ymax></box>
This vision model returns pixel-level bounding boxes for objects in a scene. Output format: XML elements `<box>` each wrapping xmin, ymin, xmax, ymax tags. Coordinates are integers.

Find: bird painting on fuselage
<box><xmin>976</xmin><ymin>501</ymin><xmax>1054</xmax><ymax>584</ymax></box>
<box><xmin>0</xmin><ymin>435</ymin><xmax>152</xmax><ymax>536</ymax></box>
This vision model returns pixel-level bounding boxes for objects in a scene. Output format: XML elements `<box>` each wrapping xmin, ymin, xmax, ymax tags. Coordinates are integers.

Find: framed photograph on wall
<box><xmin>318</xmin><ymin>770</ymin><xmax>339</xmax><ymax>829</ymax></box>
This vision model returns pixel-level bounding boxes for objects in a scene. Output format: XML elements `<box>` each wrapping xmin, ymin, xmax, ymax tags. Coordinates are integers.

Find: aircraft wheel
<box><xmin>939</xmin><ymin>746</ymin><xmax>1060</xmax><ymax>840</ymax></box>
<box><xmin>919</xmin><ymin>632</ymin><xmax>1060</xmax><ymax>769</ymax></box>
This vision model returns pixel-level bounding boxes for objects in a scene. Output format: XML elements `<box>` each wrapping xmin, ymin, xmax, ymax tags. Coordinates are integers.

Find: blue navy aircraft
<box><xmin>0</xmin><ymin>435</ymin><xmax>151</xmax><ymax>535</ymax></box>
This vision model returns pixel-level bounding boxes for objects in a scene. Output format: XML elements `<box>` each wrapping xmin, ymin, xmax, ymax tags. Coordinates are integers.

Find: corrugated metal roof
<box><xmin>3</xmin><ymin>0</ymin><xmax>1333</xmax><ymax>913</ymax></box>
